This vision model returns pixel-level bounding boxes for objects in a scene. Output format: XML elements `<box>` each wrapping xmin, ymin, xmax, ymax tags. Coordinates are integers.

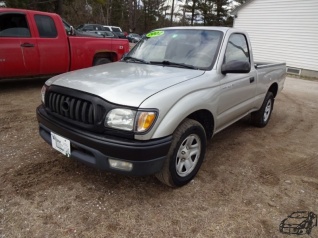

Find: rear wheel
<box><xmin>93</xmin><ymin>57</ymin><xmax>111</xmax><ymax>66</ymax></box>
<box><xmin>156</xmin><ymin>119</ymin><xmax>207</xmax><ymax>187</ymax></box>
<box><xmin>251</xmin><ymin>91</ymin><xmax>274</xmax><ymax>127</ymax></box>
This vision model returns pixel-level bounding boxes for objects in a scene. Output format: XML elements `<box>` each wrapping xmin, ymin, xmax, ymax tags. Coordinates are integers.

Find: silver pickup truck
<box><xmin>36</xmin><ymin>27</ymin><xmax>286</xmax><ymax>187</ymax></box>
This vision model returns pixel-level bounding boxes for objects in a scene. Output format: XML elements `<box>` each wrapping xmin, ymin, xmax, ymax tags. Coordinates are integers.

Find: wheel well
<box><xmin>187</xmin><ymin>110</ymin><xmax>214</xmax><ymax>139</ymax></box>
<box><xmin>268</xmin><ymin>83</ymin><xmax>278</xmax><ymax>98</ymax></box>
<box><xmin>93</xmin><ymin>52</ymin><xmax>115</xmax><ymax>64</ymax></box>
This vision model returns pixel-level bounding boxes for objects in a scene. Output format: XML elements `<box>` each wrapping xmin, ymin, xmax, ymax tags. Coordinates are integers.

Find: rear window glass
<box><xmin>34</xmin><ymin>14</ymin><xmax>57</xmax><ymax>38</ymax></box>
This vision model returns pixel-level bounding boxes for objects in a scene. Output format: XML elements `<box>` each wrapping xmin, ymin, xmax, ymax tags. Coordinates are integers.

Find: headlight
<box><xmin>105</xmin><ymin>109</ymin><xmax>136</xmax><ymax>131</ymax></box>
<box><xmin>41</xmin><ymin>85</ymin><xmax>47</xmax><ymax>104</ymax></box>
<box><xmin>105</xmin><ymin>109</ymin><xmax>157</xmax><ymax>132</ymax></box>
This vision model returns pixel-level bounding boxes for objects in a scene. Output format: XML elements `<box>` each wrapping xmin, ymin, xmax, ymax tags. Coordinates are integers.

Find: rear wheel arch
<box><xmin>92</xmin><ymin>52</ymin><xmax>116</xmax><ymax>66</ymax></box>
<box><xmin>268</xmin><ymin>83</ymin><xmax>278</xmax><ymax>98</ymax></box>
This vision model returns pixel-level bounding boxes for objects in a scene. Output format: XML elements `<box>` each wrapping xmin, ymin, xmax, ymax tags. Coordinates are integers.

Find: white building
<box><xmin>232</xmin><ymin>0</ymin><xmax>318</xmax><ymax>78</ymax></box>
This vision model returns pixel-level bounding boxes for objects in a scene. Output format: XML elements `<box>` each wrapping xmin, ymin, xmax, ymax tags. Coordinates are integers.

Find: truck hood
<box><xmin>47</xmin><ymin>62</ymin><xmax>204</xmax><ymax>107</ymax></box>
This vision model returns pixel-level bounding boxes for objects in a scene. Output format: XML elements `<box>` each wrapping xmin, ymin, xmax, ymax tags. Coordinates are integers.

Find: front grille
<box><xmin>43</xmin><ymin>86</ymin><xmax>135</xmax><ymax>139</ymax></box>
<box><xmin>47</xmin><ymin>92</ymin><xmax>95</xmax><ymax>124</ymax></box>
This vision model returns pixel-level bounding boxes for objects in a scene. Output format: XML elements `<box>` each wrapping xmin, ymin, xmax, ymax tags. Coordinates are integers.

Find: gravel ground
<box><xmin>1</xmin><ymin>76</ymin><xmax>318</xmax><ymax>237</ymax></box>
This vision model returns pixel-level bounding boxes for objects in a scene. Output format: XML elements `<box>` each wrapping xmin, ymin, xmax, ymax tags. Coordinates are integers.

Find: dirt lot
<box><xmin>1</xmin><ymin>76</ymin><xmax>318</xmax><ymax>237</ymax></box>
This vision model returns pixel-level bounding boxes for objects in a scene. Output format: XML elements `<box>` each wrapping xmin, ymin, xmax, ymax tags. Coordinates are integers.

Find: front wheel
<box><xmin>251</xmin><ymin>91</ymin><xmax>274</xmax><ymax>127</ymax></box>
<box><xmin>156</xmin><ymin>119</ymin><xmax>207</xmax><ymax>187</ymax></box>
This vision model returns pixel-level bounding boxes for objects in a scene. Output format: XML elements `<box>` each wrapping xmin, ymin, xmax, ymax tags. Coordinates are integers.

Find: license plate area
<box><xmin>51</xmin><ymin>132</ymin><xmax>71</xmax><ymax>157</ymax></box>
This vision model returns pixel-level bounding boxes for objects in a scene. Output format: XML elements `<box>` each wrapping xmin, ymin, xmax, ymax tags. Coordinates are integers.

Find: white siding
<box><xmin>233</xmin><ymin>0</ymin><xmax>318</xmax><ymax>71</ymax></box>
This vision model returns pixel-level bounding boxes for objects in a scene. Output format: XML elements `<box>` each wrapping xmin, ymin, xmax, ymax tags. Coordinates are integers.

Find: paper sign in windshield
<box><xmin>146</xmin><ymin>30</ymin><xmax>164</xmax><ymax>38</ymax></box>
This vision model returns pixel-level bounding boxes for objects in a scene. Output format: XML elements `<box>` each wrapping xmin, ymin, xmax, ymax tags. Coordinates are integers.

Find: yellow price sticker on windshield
<box><xmin>146</xmin><ymin>30</ymin><xmax>164</xmax><ymax>38</ymax></box>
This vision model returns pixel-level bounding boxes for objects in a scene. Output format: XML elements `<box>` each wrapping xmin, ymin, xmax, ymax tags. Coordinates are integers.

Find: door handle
<box><xmin>21</xmin><ymin>43</ymin><xmax>35</xmax><ymax>48</ymax></box>
<box><xmin>249</xmin><ymin>77</ymin><xmax>255</xmax><ymax>83</ymax></box>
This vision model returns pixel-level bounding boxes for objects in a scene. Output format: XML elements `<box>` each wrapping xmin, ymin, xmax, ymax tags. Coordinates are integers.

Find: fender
<box><xmin>136</xmin><ymin>84</ymin><xmax>220</xmax><ymax>140</ymax></box>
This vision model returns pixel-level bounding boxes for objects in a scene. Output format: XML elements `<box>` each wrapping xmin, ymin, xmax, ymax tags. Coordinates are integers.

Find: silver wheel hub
<box><xmin>263</xmin><ymin>100</ymin><xmax>272</xmax><ymax>122</ymax></box>
<box><xmin>176</xmin><ymin>134</ymin><xmax>201</xmax><ymax>177</ymax></box>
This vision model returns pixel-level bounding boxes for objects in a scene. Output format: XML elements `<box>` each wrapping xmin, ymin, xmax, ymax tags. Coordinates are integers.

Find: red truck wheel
<box><xmin>93</xmin><ymin>58</ymin><xmax>111</xmax><ymax>66</ymax></box>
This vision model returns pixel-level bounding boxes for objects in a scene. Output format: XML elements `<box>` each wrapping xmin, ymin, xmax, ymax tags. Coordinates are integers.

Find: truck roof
<box><xmin>157</xmin><ymin>26</ymin><xmax>232</xmax><ymax>33</ymax></box>
<box><xmin>0</xmin><ymin>7</ymin><xmax>59</xmax><ymax>17</ymax></box>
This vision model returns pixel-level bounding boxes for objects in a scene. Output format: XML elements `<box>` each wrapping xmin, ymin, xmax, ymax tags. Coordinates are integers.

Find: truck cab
<box><xmin>0</xmin><ymin>8</ymin><xmax>129</xmax><ymax>79</ymax></box>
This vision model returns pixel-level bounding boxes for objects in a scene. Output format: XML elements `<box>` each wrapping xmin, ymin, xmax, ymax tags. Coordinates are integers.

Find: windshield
<box><xmin>126</xmin><ymin>29</ymin><xmax>223</xmax><ymax>70</ymax></box>
<box><xmin>111</xmin><ymin>27</ymin><xmax>122</xmax><ymax>32</ymax></box>
<box><xmin>62</xmin><ymin>19</ymin><xmax>72</xmax><ymax>32</ymax></box>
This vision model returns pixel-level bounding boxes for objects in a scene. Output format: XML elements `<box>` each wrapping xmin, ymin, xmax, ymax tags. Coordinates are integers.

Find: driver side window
<box><xmin>0</xmin><ymin>13</ymin><xmax>31</xmax><ymax>37</ymax></box>
<box><xmin>224</xmin><ymin>34</ymin><xmax>250</xmax><ymax>64</ymax></box>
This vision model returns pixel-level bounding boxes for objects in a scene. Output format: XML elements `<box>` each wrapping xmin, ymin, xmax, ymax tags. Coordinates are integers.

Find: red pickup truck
<box><xmin>0</xmin><ymin>8</ymin><xmax>130</xmax><ymax>79</ymax></box>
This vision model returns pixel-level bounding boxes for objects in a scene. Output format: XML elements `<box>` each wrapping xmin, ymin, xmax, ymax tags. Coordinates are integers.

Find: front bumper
<box><xmin>36</xmin><ymin>106</ymin><xmax>172</xmax><ymax>176</ymax></box>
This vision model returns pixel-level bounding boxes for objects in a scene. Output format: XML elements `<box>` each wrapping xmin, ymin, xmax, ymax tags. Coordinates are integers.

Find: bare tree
<box><xmin>55</xmin><ymin>0</ymin><xmax>63</xmax><ymax>15</ymax></box>
<box><xmin>182</xmin><ymin>0</ymin><xmax>200</xmax><ymax>25</ymax></box>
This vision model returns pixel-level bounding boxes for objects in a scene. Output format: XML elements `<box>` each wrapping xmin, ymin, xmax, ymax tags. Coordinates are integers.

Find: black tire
<box><xmin>93</xmin><ymin>58</ymin><xmax>111</xmax><ymax>66</ymax></box>
<box><xmin>155</xmin><ymin>119</ymin><xmax>207</xmax><ymax>187</ymax></box>
<box><xmin>251</xmin><ymin>91</ymin><xmax>274</xmax><ymax>128</ymax></box>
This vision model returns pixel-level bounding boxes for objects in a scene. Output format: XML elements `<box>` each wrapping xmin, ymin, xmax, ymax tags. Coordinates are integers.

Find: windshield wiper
<box><xmin>150</xmin><ymin>60</ymin><xmax>198</xmax><ymax>70</ymax></box>
<box><xmin>123</xmin><ymin>56</ymin><xmax>149</xmax><ymax>64</ymax></box>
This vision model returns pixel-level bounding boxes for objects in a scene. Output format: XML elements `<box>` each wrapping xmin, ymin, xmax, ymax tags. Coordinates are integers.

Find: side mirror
<box><xmin>70</xmin><ymin>26</ymin><xmax>75</xmax><ymax>36</ymax></box>
<box><xmin>221</xmin><ymin>60</ymin><xmax>251</xmax><ymax>75</ymax></box>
